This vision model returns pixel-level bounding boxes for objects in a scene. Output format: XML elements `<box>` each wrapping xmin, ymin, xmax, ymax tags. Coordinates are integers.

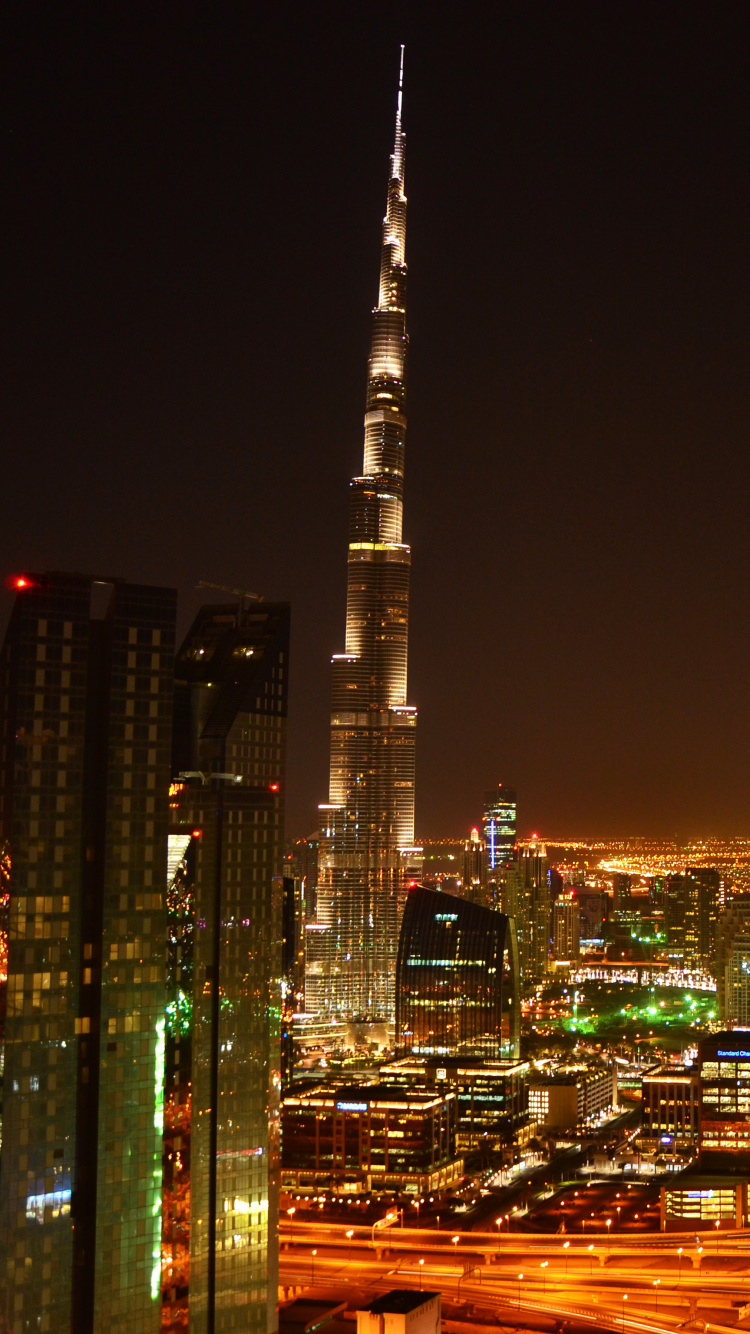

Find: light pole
<box><xmin>452</xmin><ymin>1234</ymin><xmax>460</xmax><ymax>1258</ymax></box>
<box><xmin>540</xmin><ymin>1260</ymin><xmax>548</xmax><ymax>1295</ymax></box>
<box><xmin>518</xmin><ymin>1273</ymin><xmax>523</xmax><ymax>1310</ymax></box>
<box><xmin>652</xmin><ymin>1279</ymin><xmax>660</xmax><ymax>1311</ymax></box>
<box><xmin>563</xmin><ymin>1240</ymin><xmax>570</xmax><ymax>1274</ymax></box>
<box><xmin>715</xmin><ymin>1219</ymin><xmax>721</xmax><ymax>1253</ymax></box>
<box><xmin>677</xmin><ymin>1247</ymin><xmax>683</xmax><ymax>1282</ymax></box>
<box><xmin>606</xmin><ymin>1218</ymin><xmax>612</xmax><ymax>1254</ymax></box>
<box><xmin>312</xmin><ymin>1249</ymin><xmax>317</xmax><ymax>1286</ymax></box>
<box><xmin>622</xmin><ymin>1293</ymin><xmax>627</xmax><ymax>1332</ymax></box>
<box><xmin>346</xmin><ymin>1228</ymin><xmax>354</xmax><ymax>1260</ymax></box>
<box><xmin>419</xmin><ymin>1258</ymin><xmax>424</xmax><ymax>1290</ymax></box>
<box><xmin>588</xmin><ymin>1243</ymin><xmax>594</xmax><ymax>1275</ymax></box>
<box><xmin>287</xmin><ymin>1206</ymin><xmax>296</xmax><ymax>1247</ymax></box>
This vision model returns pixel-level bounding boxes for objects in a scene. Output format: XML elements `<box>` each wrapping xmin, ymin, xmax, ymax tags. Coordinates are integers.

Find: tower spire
<box><xmin>307</xmin><ymin>49</ymin><xmax>419</xmax><ymax>1031</ymax></box>
<box><xmin>391</xmin><ymin>44</ymin><xmax>405</xmax><ymax>185</ymax></box>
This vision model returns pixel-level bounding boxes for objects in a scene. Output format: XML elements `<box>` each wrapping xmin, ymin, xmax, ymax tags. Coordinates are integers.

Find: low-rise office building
<box><xmin>529</xmin><ymin>1066</ymin><xmax>617</xmax><ymax>1131</ymax></box>
<box><xmin>699</xmin><ymin>1031</ymin><xmax>750</xmax><ymax>1171</ymax></box>
<box><xmin>661</xmin><ymin>1172</ymin><xmax>749</xmax><ymax>1231</ymax></box>
<box><xmin>358</xmin><ymin>1291</ymin><xmax>441</xmax><ymax>1334</ymax></box>
<box><xmin>281</xmin><ymin>1082</ymin><xmax>463</xmax><ymax>1196</ymax></box>
<box><xmin>380</xmin><ymin>1055</ymin><xmax>530</xmax><ymax>1150</ymax></box>
<box><xmin>640</xmin><ymin>1065</ymin><xmax>700</xmax><ymax>1151</ymax></box>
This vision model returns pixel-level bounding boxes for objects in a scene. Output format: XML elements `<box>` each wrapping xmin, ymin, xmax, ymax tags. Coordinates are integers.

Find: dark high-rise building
<box><xmin>395</xmin><ymin>887</ymin><xmax>519</xmax><ymax>1060</ymax></box>
<box><xmin>310</xmin><ymin>49</ymin><xmax>420</xmax><ymax>1026</ymax></box>
<box><xmin>482</xmin><ymin>783</ymin><xmax>517</xmax><ymax>872</ymax></box>
<box><xmin>0</xmin><ymin>572</ymin><xmax>176</xmax><ymax>1334</ymax></box>
<box><xmin>168</xmin><ymin>600</ymin><xmax>289</xmax><ymax>1334</ymax></box>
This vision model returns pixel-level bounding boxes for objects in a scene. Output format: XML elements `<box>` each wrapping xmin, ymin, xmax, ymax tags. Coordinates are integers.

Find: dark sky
<box><xmin>4</xmin><ymin>3</ymin><xmax>750</xmax><ymax>841</ymax></box>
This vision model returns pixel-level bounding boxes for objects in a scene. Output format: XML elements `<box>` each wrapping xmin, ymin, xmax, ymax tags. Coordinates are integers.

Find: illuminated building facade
<box><xmin>281</xmin><ymin>1082</ymin><xmax>462</xmax><ymax>1196</ymax></box>
<box><xmin>502</xmin><ymin>841</ymin><xmax>550</xmax><ymax>988</ymax></box>
<box><xmin>482</xmin><ymin>784</ymin><xmax>517</xmax><ymax>871</ymax></box>
<box><xmin>664</xmin><ymin>867</ymin><xmax>721</xmax><ymax>969</ymax></box>
<box><xmin>528</xmin><ymin>1067</ymin><xmax>616</xmax><ymax>1131</ymax></box>
<box><xmin>699</xmin><ymin>1031</ymin><xmax>750</xmax><ymax>1170</ymax></box>
<box><xmin>395</xmin><ymin>887</ymin><xmax>520</xmax><ymax>1059</ymax></box>
<box><xmin>661</xmin><ymin>1173</ymin><xmax>748</xmax><ymax>1231</ymax></box>
<box><xmin>169</xmin><ymin>600</ymin><xmax>289</xmax><ymax>1334</ymax></box>
<box><xmin>552</xmin><ymin>890</ymin><xmax>580</xmax><ymax>961</ymax></box>
<box><xmin>0</xmin><ymin>572</ymin><xmax>175</xmax><ymax>1334</ymax></box>
<box><xmin>640</xmin><ymin>1065</ymin><xmax>700</xmax><ymax>1150</ymax></box>
<box><xmin>461</xmin><ymin>827</ymin><xmax>486</xmax><ymax>903</ymax></box>
<box><xmin>717</xmin><ymin>900</ymin><xmax>750</xmax><ymax>1025</ymax></box>
<box><xmin>380</xmin><ymin>1055</ymin><xmax>530</xmax><ymax>1150</ymax></box>
<box><xmin>310</xmin><ymin>49</ymin><xmax>419</xmax><ymax>1025</ymax></box>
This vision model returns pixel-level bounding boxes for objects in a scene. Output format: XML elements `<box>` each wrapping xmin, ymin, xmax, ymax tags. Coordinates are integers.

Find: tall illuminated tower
<box><xmin>0</xmin><ymin>572</ymin><xmax>175</xmax><ymax>1334</ymax></box>
<box><xmin>309</xmin><ymin>48</ymin><xmax>419</xmax><ymax>1026</ymax></box>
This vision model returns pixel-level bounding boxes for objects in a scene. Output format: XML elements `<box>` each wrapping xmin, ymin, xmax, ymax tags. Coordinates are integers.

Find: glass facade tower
<box><xmin>395</xmin><ymin>887</ymin><xmax>520</xmax><ymax>1059</ymax></box>
<box><xmin>310</xmin><ymin>48</ymin><xmax>419</xmax><ymax>1025</ymax></box>
<box><xmin>0</xmin><ymin>572</ymin><xmax>176</xmax><ymax>1334</ymax></box>
<box><xmin>482</xmin><ymin>784</ymin><xmax>517</xmax><ymax>871</ymax></box>
<box><xmin>169</xmin><ymin>601</ymin><xmax>289</xmax><ymax>1334</ymax></box>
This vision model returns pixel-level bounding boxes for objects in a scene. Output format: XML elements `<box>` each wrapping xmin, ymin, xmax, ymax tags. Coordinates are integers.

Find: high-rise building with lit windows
<box><xmin>310</xmin><ymin>49</ymin><xmax>420</xmax><ymax>1026</ymax></box>
<box><xmin>167</xmin><ymin>599</ymin><xmax>288</xmax><ymax>1334</ymax></box>
<box><xmin>0</xmin><ymin>572</ymin><xmax>176</xmax><ymax>1334</ymax></box>
<box><xmin>482</xmin><ymin>784</ymin><xmax>517</xmax><ymax>872</ymax></box>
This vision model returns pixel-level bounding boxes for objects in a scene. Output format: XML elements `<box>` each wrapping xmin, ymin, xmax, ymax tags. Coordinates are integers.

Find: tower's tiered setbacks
<box><xmin>309</xmin><ymin>49</ymin><xmax>419</xmax><ymax>1025</ymax></box>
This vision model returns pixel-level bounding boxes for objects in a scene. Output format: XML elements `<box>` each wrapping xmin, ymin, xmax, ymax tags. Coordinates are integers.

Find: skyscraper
<box><xmin>168</xmin><ymin>600</ymin><xmax>289</xmax><ymax>1334</ymax></box>
<box><xmin>502</xmin><ymin>840</ymin><xmax>550</xmax><ymax>990</ymax></box>
<box><xmin>717</xmin><ymin>899</ymin><xmax>750</xmax><ymax>1026</ymax></box>
<box><xmin>0</xmin><ymin>572</ymin><xmax>176</xmax><ymax>1334</ymax></box>
<box><xmin>482</xmin><ymin>784</ymin><xmax>517</xmax><ymax>872</ymax></box>
<box><xmin>310</xmin><ymin>49</ymin><xmax>419</xmax><ymax>1027</ymax></box>
<box><xmin>395</xmin><ymin>886</ymin><xmax>520</xmax><ymax>1060</ymax></box>
<box><xmin>552</xmin><ymin>891</ymin><xmax>581</xmax><ymax>961</ymax></box>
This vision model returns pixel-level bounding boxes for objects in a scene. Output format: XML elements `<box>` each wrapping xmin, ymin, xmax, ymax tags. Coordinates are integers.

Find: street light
<box><xmin>652</xmin><ymin>1279</ymin><xmax>660</xmax><ymax>1311</ymax></box>
<box><xmin>563</xmin><ymin>1240</ymin><xmax>570</xmax><ymax>1274</ymax></box>
<box><xmin>540</xmin><ymin>1260</ymin><xmax>549</xmax><ymax>1294</ymax></box>
<box><xmin>606</xmin><ymin>1218</ymin><xmax>612</xmax><ymax>1254</ymax></box>
<box><xmin>287</xmin><ymin>1206</ymin><xmax>296</xmax><ymax>1246</ymax></box>
<box><xmin>588</xmin><ymin>1243</ymin><xmax>594</xmax><ymax>1275</ymax></box>
<box><xmin>346</xmin><ymin>1228</ymin><xmax>354</xmax><ymax>1259</ymax></box>
<box><xmin>419</xmin><ymin>1258</ymin><xmax>424</xmax><ymax>1291</ymax></box>
<box><xmin>312</xmin><ymin>1249</ymin><xmax>317</xmax><ymax>1285</ymax></box>
<box><xmin>677</xmin><ymin>1247</ymin><xmax>683</xmax><ymax>1282</ymax></box>
<box><xmin>518</xmin><ymin>1273</ymin><xmax>523</xmax><ymax>1310</ymax></box>
<box><xmin>622</xmin><ymin>1294</ymin><xmax>628</xmax><ymax>1332</ymax></box>
<box><xmin>715</xmin><ymin>1219</ymin><xmax>721</xmax><ymax>1252</ymax></box>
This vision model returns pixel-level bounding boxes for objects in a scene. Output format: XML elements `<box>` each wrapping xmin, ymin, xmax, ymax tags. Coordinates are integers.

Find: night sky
<box><xmin>4</xmin><ymin>3</ymin><xmax>750</xmax><ymax>840</ymax></box>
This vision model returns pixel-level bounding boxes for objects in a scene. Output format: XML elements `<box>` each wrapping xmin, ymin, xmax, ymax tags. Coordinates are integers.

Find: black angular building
<box><xmin>395</xmin><ymin>887</ymin><xmax>520</xmax><ymax>1060</ymax></box>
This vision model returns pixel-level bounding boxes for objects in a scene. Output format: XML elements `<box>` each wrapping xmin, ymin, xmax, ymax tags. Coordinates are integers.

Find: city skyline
<box><xmin>4</xmin><ymin>6</ymin><xmax>750</xmax><ymax>841</ymax></box>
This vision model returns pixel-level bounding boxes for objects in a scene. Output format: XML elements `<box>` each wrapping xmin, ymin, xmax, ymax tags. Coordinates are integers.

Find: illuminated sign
<box><xmin>336</xmin><ymin>1101</ymin><xmax>368</xmax><ymax>1112</ymax></box>
<box><xmin>435</xmin><ymin>913</ymin><xmax>458</xmax><ymax>922</ymax></box>
<box><xmin>717</xmin><ymin>1050</ymin><xmax>750</xmax><ymax>1059</ymax></box>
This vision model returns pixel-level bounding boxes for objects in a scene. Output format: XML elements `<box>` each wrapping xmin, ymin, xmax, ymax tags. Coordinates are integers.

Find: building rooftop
<box><xmin>364</xmin><ymin>1291</ymin><xmax>440</xmax><ymax>1315</ymax></box>
<box><xmin>279</xmin><ymin>1300</ymin><xmax>346</xmax><ymax>1333</ymax></box>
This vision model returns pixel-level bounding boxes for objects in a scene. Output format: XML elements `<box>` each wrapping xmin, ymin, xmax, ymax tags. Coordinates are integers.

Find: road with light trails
<box><xmin>280</xmin><ymin>1246</ymin><xmax>750</xmax><ymax>1334</ymax></box>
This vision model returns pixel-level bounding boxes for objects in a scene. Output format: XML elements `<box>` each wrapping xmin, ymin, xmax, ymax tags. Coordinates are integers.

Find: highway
<box><xmin>280</xmin><ymin>1224</ymin><xmax>750</xmax><ymax>1334</ymax></box>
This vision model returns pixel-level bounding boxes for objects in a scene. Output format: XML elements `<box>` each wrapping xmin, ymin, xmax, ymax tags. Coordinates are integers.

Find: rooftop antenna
<box><xmin>197</xmin><ymin>580</ymin><xmax>263</xmax><ymax>627</ymax></box>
